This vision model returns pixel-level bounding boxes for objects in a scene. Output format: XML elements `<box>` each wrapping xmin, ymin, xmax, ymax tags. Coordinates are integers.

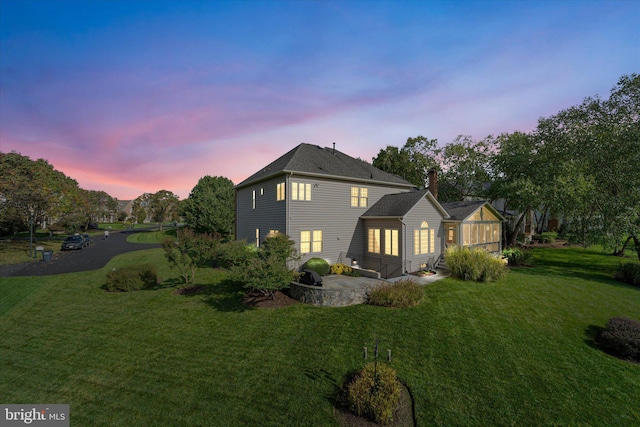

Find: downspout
<box><xmin>286</xmin><ymin>172</ymin><xmax>293</xmax><ymax>237</ymax></box>
<box><xmin>400</xmin><ymin>219</ymin><xmax>408</xmax><ymax>275</ymax></box>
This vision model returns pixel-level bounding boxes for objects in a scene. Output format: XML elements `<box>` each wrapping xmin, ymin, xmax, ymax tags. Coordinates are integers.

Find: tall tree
<box><xmin>133</xmin><ymin>190</ymin><xmax>180</xmax><ymax>230</ymax></box>
<box><xmin>180</xmin><ymin>175</ymin><xmax>235</xmax><ymax>236</ymax></box>
<box><xmin>487</xmin><ymin>131</ymin><xmax>544</xmax><ymax>246</ymax></box>
<box><xmin>534</xmin><ymin>74</ymin><xmax>640</xmax><ymax>258</ymax></box>
<box><xmin>437</xmin><ymin>135</ymin><xmax>494</xmax><ymax>202</ymax></box>
<box><xmin>0</xmin><ymin>151</ymin><xmax>76</xmax><ymax>232</ymax></box>
<box><xmin>372</xmin><ymin>136</ymin><xmax>439</xmax><ymax>188</ymax></box>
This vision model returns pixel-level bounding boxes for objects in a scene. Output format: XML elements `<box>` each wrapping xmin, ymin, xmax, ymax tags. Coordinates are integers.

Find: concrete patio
<box><xmin>289</xmin><ymin>269</ymin><xmax>448</xmax><ymax>307</ymax></box>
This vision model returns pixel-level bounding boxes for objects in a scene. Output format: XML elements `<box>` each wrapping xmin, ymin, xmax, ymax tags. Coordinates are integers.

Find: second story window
<box><xmin>252</xmin><ymin>190</ymin><xmax>256</xmax><ymax>209</ymax></box>
<box><xmin>292</xmin><ymin>182</ymin><xmax>311</xmax><ymax>201</ymax></box>
<box><xmin>351</xmin><ymin>187</ymin><xmax>368</xmax><ymax>207</ymax></box>
<box><xmin>277</xmin><ymin>182</ymin><xmax>285</xmax><ymax>201</ymax></box>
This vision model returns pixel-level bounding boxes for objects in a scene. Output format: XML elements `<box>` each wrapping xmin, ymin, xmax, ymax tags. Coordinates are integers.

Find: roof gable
<box><xmin>362</xmin><ymin>189</ymin><xmax>448</xmax><ymax>218</ymax></box>
<box><xmin>236</xmin><ymin>143</ymin><xmax>413</xmax><ymax>188</ymax></box>
<box><xmin>441</xmin><ymin>200</ymin><xmax>506</xmax><ymax>222</ymax></box>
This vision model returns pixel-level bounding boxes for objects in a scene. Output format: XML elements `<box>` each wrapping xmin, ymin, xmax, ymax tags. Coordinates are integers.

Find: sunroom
<box><xmin>441</xmin><ymin>201</ymin><xmax>505</xmax><ymax>253</ymax></box>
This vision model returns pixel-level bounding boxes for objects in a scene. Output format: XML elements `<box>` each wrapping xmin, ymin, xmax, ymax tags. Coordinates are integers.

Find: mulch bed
<box><xmin>243</xmin><ymin>290</ymin><xmax>299</xmax><ymax>308</ymax></box>
<box><xmin>173</xmin><ymin>285</ymin><xmax>208</xmax><ymax>295</ymax></box>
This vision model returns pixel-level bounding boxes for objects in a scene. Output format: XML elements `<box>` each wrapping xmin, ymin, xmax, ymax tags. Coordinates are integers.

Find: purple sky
<box><xmin>1</xmin><ymin>0</ymin><xmax>638</xmax><ymax>200</ymax></box>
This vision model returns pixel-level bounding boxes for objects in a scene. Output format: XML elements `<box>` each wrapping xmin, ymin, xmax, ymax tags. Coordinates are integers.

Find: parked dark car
<box><xmin>82</xmin><ymin>234</ymin><xmax>93</xmax><ymax>246</ymax></box>
<box><xmin>61</xmin><ymin>235</ymin><xmax>84</xmax><ymax>251</ymax></box>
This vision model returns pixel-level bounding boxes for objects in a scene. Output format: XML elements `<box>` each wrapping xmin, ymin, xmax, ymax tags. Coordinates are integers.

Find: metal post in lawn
<box><xmin>29</xmin><ymin>208</ymin><xmax>35</xmax><ymax>259</ymax></box>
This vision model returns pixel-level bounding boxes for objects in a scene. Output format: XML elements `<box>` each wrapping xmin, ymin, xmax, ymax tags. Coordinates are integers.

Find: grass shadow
<box><xmin>197</xmin><ymin>278</ymin><xmax>251</xmax><ymax>313</ymax></box>
<box><xmin>584</xmin><ymin>324</ymin><xmax>603</xmax><ymax>350</ymax></box>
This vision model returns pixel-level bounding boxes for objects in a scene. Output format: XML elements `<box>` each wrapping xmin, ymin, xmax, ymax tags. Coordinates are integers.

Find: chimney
<box><xmin>332</xmin><ymin>142</ymin><xmax>336</xmax><ymax>155</ymax></box>
<box><xmin>428</xmin><ymin>169</ymin><xmax>438</xmax><ymax>200</ymax></box>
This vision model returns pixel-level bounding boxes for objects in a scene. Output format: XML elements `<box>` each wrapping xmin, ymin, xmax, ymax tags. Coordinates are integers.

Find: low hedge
<box><xmin>368</xmin><ymin>279</ymin><xmax>424</xmax><ymax>308</ymax></box>
<box><xmin>595</xmin><ymin>317</ymin><xmax>640</xmax><ymax>363</ymax></box>
<box><xmin>615</xmin><ymin>262</ymin><xmax>640</xmax><ymax>287</ymax></box>
<box><xmin>533</xmin><ymin>232</ymin><xmax>558</xmax><ymax>243</ymax></box>
<box><xmin>106</xmin><ymin>264</ymin><xmax>158</xmax><ymax>292</ymax></box>
<box><xmin>445</xmin><ymin>245</ymin><xmax>507</xmax><ymax>282</ymax></box>
<box><xmin>502</xmin><ymin>247</ymin><xmax>533</xmax><ymax>266</ymax></box>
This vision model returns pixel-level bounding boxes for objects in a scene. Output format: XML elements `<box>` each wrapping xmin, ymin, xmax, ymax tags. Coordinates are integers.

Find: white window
<box><xmin>255</xmin><ymin>228</ymin><xmax>260</xmax><ymax>247</ymax></box>
<box><xmin>414</xmin><ymin>221</ymin><xmax>434</xmax><ymax>255</ymax></box>
<box><xmin>252</xmin><ymin>190</ymin><xmax>256</xmax><ymax>209</ymax></box>
<box><xmin>292</xmin><ymin>182</ymin><xmax>311</xmax><ymax>201</ymax></box>
<box><xmin>384</xmin><ymin>229</ymin><xmax>398</xmax><ymax>256</ymax></box>
<box><xmin>277</xmin><ymin>182</ymin><xmax>285</xmax><ymax>201</ymax></box>
<box><xmin>300</xmin><ymin>230</ymin><xmax>322</xmax><ymax>254</ymax></box>
<box><xmin>368</xmin><ymin>228</ymin><xmax>380</xmax><ymax>253</ymax></box>
<box><xmin>351</xmin><ymin>187</ymin><xmax>368</xmax><ymax>207</ymax></box>
<box><xmin>462</xmin><ymin>222</ymin><xmax>501</xmax><ymax>251</ymax></box>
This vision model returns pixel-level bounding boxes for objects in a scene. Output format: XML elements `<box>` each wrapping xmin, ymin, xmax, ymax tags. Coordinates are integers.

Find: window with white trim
<box><xmin>351</xmin><ymin>187</ymin><xmax>368</xmax><ymax>207</ymax></box>
<box><xmin>368</xmin><ymin>228</ymin><xmax>380</xmax><ymax>253</ymax></box>
<box><xmin>255</xmin><ymin>228</ymin><xmax>260</xmax><ymax>247</ymax></box>
<box><xmin>252</xmin><ymin>190</ymin><xmax>256</xmax><ymax>209</ymax></box>
<box><xmin>277</xmin><ymin>182</ymin><xmax>285</xmax><ymax>201</ymax></box>
<box><xmin>384</xmin><ymin>229</ymin><xmax>398</xmax><ymax>256</ymax></box>
<box><xmin>300</xmin><ymin>229</ymin><xmax>322</xmax><ymax>254</ymax></box>
<box><xmin>414</xmin><ymin>221</ymin><xmax>435</xmax><ymax>254</ymax></box>
<box><xmin>292</xmin><ymin>182</ymin><xmax>311</xmax><ymax>201</ymax></box>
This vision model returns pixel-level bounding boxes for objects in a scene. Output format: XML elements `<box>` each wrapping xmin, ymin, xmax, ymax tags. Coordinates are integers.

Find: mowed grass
<box><xmin>0</xmin><ymin>247</ymin><xmax>639</xmax><ymax>426</ymax></box>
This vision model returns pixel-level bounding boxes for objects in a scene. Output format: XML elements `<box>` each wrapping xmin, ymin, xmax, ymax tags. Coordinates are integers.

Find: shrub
<box><xmin>302</xmin><ymin>257</ymin><xmax>330</xmax><ymax>276</ymax></box>
<box><xmin>106</xmin><ymin>264</ymin><xmax>157</xmax><ymax>292</ymax></box>
<box><xmin>502</xmin><ymin>247</ymin><xmax>533</xmax><ymax>266</ymax></box>
<box><xmin>214</xmin><ymin>239</ymin><xmax>258</xmax><ymax>269</ymax></box>
<box><xmin>231</xmin><ymin>234</ymin><xmax>300</xmax><ymax>297</ymax></box>
<box><xmin>330</xmin><ymin>263</ymin><xmax>354</xmax><ymax>275</ymax></box>
<box><xmin>615</xmin><ymin>263</ymin><xmax>640</xmax><ymax>287</ymax></box>
<box><xmin>346</xmin><ymin>362</ymin><xmax>401</xmax><ymax>424</ymax></box>
<box><xmin>444</xmin><ymin>245</ymin><xmax>507</xmax><ymax>282</ymax></box>
<box><xmin>533</xmin><ymin>232</ymin><xmax>558</xmax><ymax>243</ymax></box>
<box><xmin>368</xmin><ymin>279</ymin><xmax>424</xmax><ymax>308</ymax></box>
<box><xmin>161</xmin><ymin>229</ymin><xmax>220</xmax><ymax>285</ymax></box>
<box><xmin>595</xmin><ymin>317</ymin><xmax>640</xmax><ymax>362</ymax></box>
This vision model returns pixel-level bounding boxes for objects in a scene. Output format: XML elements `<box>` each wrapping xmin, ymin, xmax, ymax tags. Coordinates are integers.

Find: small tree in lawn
<box><xmin>233</xmin><ymin>233</ymin><xmax>300</xmax><ymax>297</ymax></box>
<box><xmin>161</xmin><ymin>228</ymin><xmax>219</xmax><ymax>286</ymax></box>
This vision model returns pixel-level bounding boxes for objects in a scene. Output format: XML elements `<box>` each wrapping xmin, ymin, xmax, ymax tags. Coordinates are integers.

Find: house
<box><xmin>235</xmin><ymin>143</ymin><xmax>504</xmax><ymax>278</ymax></box>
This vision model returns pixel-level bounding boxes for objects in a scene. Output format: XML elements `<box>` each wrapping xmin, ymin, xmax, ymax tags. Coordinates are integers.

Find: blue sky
<box><xmin>1</xmin><ymin>0</ymin><xmax>638</xmax><ymax>199</ymax></box>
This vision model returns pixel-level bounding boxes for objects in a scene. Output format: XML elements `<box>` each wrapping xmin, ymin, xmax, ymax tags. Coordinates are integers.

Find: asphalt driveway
<box><xmin>0</xmin><ymin>229</ymin><xmax>161</xmax><ymax>277</ymax></box>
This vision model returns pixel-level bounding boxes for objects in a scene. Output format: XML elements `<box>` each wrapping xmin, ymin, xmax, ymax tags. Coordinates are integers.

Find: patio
<box><xmin>289</xmin><ymin>270</ymin><xmax>448</xmax><ymax>307</ymax></box>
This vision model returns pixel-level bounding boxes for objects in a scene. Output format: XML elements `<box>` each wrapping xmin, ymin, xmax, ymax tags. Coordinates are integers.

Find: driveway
<box><xmin>0</xmin><ymin>229</ymin><xmax>161</xmax><ymax>277</ymax></box>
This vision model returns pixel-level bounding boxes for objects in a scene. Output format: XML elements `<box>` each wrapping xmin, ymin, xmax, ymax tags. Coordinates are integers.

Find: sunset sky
<box><xmin>1</xmin><ymin>0</ymin><xmax>638</xmax><ymax>200</ymax></box>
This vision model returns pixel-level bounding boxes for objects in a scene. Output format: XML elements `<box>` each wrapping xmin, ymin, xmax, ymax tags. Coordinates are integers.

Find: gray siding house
<box><xmin>235</xmin><ymin>144</ymin><xmax>504</xmax><ymax>278</ymax></box>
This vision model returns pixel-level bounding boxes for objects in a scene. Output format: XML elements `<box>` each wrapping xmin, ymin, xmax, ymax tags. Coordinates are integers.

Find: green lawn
<box><xmin>0</xmin><ymin>246</ymin><xmax>639</xmax><ymax>426</ymax></box>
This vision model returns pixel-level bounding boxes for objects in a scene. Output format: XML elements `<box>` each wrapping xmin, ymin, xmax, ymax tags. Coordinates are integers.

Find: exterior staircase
<box><xmin>435</xmin><ymin>255</ymin><xmax>448</xmax><ymax>271</ymax></box>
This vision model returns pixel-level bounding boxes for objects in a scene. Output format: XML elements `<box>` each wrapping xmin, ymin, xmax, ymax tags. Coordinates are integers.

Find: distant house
<box><xmin>117</xmin><ymin>200</ymin><xmax>134</xmax><ymax>222</ymax></box>
<box><xmin>235</xmin><ymin>144</ymin><xmax>504</xmax><ymax>278</ymax></box>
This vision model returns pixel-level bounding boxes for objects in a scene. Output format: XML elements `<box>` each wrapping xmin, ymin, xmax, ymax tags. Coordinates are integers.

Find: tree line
<box><xmin>371</xmin><ymin>74</ymin><xmax>639</xmax><ymax>259</ymax></box>
<box><xmin>0</xmin><ymin>151</ymin><xmax>235</xmax><ymax>237</ymax></box>
<box><xmin>2</xmin><ymin>74</ymin><xmax>637</xmax><ymax>261</ymax></box>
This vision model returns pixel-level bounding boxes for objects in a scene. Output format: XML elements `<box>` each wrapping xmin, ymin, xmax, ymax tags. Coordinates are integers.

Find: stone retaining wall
<box><xmin>289</xmin><ymin>282</ymin><xmax>372</xmax><ymax>307</ymax></box>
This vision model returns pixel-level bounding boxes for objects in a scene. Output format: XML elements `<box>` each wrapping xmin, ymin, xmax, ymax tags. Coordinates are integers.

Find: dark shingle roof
<box><xmin>236</xmin><ymin>143</ymin><xmax>413</xmax><ymax>188</ymax></box>
<box><xmin>440</xmin><ymin>200</ymin><xmax>487</xmax><ymax>221</ymax></box>
<box><xmin>361</xmin><ymin>189</ymin><xmax>430</xmax><ymax>217</ymax></box>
